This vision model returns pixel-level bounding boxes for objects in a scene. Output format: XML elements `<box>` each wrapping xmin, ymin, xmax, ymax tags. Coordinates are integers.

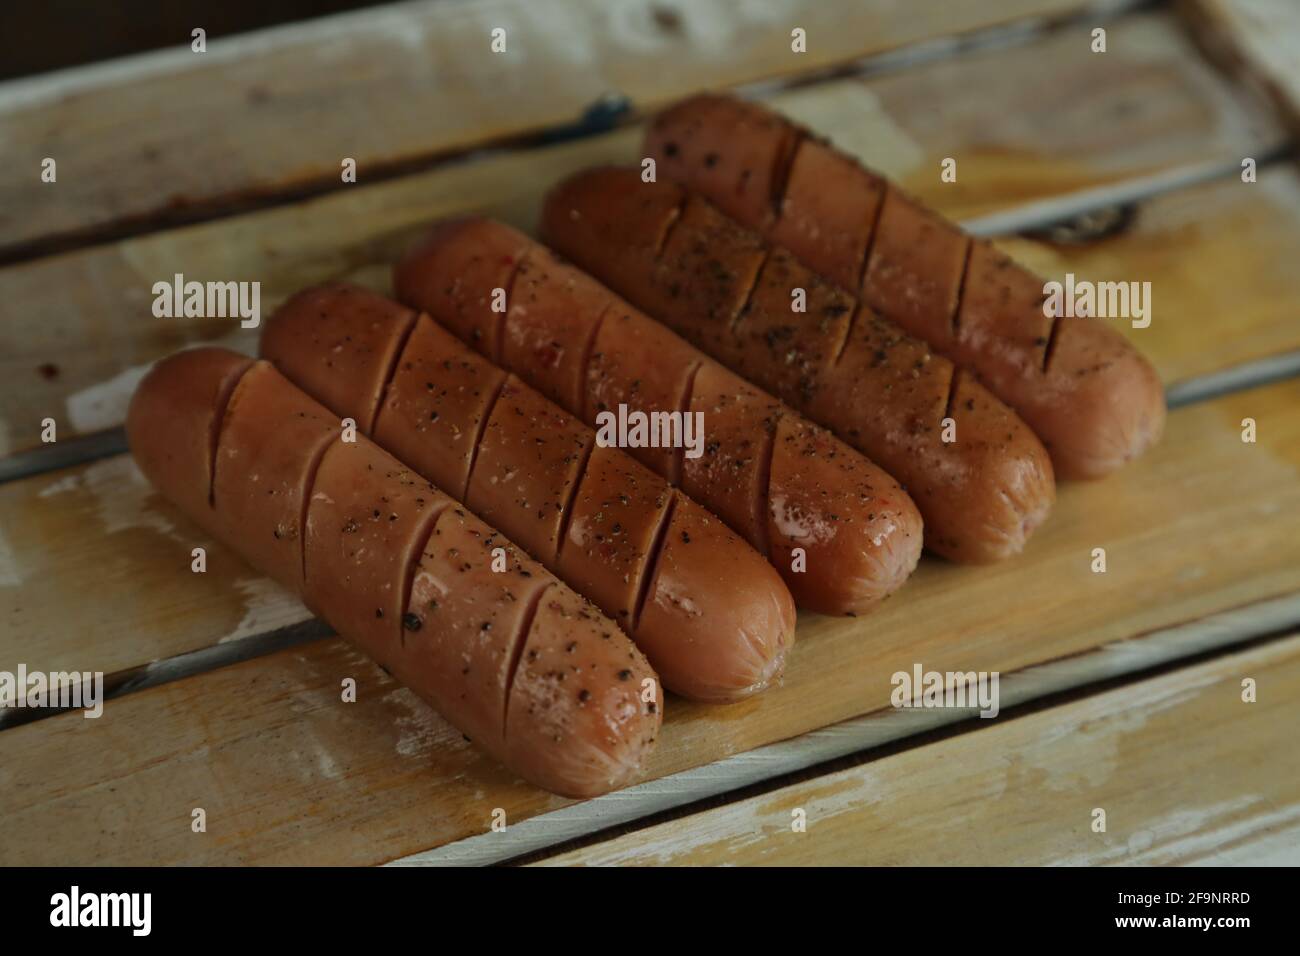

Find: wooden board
<box><xmin>7</xmin><ymin>155</ymin><xmax>1300</xmax><ymax>683</ymax></box>
<box><xmin>0</xmin><ymin>455</ymin><xmax>309</xmax><ymax>683</ymax></box>
<box><xmin>1</xmin><ymin>0</ymin><xmax>1297</xmax><ymax>870</ymax></box>
<box><xmin>1</xmin><ymin>378</ymin><xmax>1297</xmax><ymax>864</ymax></box>
<box><xmin>1183</xmin><ymin>0</ymin><xmax>1300</xmax><ymax>136</ymax></box>
<box><xmin>0</xmin><ymin>0</ymin><xmax>1130</xmax><ymax>257</ymax></box>
<box><xmin>391</xmin><ymin>591</ymin><xmax>1300</xmax><ymax>865</ymax></box>
<box><xmin>536</xmin><ymin>632</ymin><xmax>1300</xmax><ymax>865</ymax></box>
<box><xmin>1002</xmin><ymin>166</ymin><xmax>1300</xmax><ymax>388</ymax></box>
<box><xmin>0</xmin><ymin>10</ymin><xmax>1284</xmax><ymax>457</ymax></box>
<box><xmin>856</xmin><ymin>8</ymin><xmax>1281</xmax><ymax>222</ymax></box>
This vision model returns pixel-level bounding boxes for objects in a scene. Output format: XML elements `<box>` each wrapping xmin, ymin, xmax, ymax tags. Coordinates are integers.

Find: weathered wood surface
<box><xmin>1</xmin><ymin>0</ymin><xmax>1297</xmax><ymax>869</ymax></box>
<box><xmin>1183</xmin><ymin>0</ymin><xmax>1300</xmax><ymax>135</ymax></box>
<box><xmin>6</xmin><ymin>156</ymin><xmax>1300</xmax><ymax>684</ymax></box>
<box><xmin>0</xmin><ymin>454</ymin><xmax>310</xmax><ymax>684</ymax></box>
<box><xmin>1</xmin><ymin>378</ymin><xmax>1296</xmax><ymax>864</ymax></box>
<box><xmin>390</xmin><ymin>592</ymin><xmax>1300</xmax><ymax>865</ymax></box>
<box><xmin>0</xmin><ymin>10</ymin><xmax>1283</xmax><ymax>458</ymax></box>
<box><xmin>537</xmin><ymin>632</ymin><xmax>1300</xmax><ymax>865</ymax></box>
<box><xmin>1003</xmin><ymin>166</ymin><xmax>1300</xmax><ymax>388</ymax></box>
<box><xmin>854</xmin><ymin>8</ymin><xmax>1281</xmax><ymax>222</ymax></box>
<box><xmin>0</xmin><ymin>0</ymin><xmax>1135</xmax><ymax>257</ymax></box>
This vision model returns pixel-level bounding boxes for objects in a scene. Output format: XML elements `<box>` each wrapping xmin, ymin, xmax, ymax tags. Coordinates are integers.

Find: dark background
<box><xmin>0</xmin><ymin>0</ymin><xmax>398</xmax><ymax>81</ymax></box>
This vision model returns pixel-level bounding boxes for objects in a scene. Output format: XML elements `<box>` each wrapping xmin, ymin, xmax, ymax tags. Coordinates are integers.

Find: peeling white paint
<box><xmin>37</xmin><ymin>455</ymin><xmax>178</xmax><ymax>539</ymax></box>
<box><xmin>63</xmin><ymin>330</ymin><xmax>256</xmax><ymax>437</ymax></box>
<box><xmin>220</xmin><ymin>577</ymin><xmax>303</xmax><ymax>644</ymax></box>
<box><xmin>87</xmin><ymin>456</ymin><xmax>174</xmax><ymax>538</ymax></box>
<box><xmin>65</xmin><ymin>364</ymin><xmax>152</xmax><ymax>435</ymax></box>
<box><xmin>37</xmin><ymin>472</ymin><xmax>81</xmax><ymax>498</ymax></box>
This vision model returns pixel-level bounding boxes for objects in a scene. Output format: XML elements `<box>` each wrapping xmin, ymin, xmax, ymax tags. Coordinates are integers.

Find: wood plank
<box><xmin>0</xmin><ymin>9</ymin><xmax>1283</xmax><ymax>457</ymax></box>
<box><xmin>7</xmin><ymin>154</ymin><xmax>1300</xmax><ymax>684</ymax></box>
<box><xmin>1</xmin><ymin>378</ymin><xmax>1297</xmax><ymax>865</ymax></box>
<box><xmin>0</xmin><ymin>0</ymin><xmax>1124</xmax><ymax>257</ymax></box>
<box><xmin>850</xmin><ymin>8</ymin><xmax>1282</xmax><ymax>223</ymax></box>
<box><xmin>392</xmin><ymin>591</ymin><xmax>1300</xmax><ymax>865</ymax></box>
<box><xmin>536</xmin><ymin>632</ymin><xmax>1300</xmax><ymax>865</ymax></box>
<box><xmin>998</xmin><ymin>166</ymin><xmax>1300</xmax><ymax>388</ymax></box>
<box><xmin>0</xmin><ymin>454</ymin><xmax>311</xmax><ymax>684</ymax></box>
<box><xmin>1182</xmin><ymin>0</ymin><xmax>1300</xmax><ymax>136</ymax></box>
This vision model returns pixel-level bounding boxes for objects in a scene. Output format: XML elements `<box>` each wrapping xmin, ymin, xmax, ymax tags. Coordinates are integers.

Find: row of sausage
<box><xmin>129</xmin><ymin>94</ymin><xmax>1164</xmax><ymax>796</ymax></box>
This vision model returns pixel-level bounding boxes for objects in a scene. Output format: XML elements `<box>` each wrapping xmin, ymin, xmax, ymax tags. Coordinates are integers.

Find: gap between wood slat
<box><xmin>386</xmin><ymin>590</ymin><xmax>1300</xmax><ymax>866</ymax></box>
<box><xmin>3</xmin><ymin>373</ymin><xmax>1295</xmax><ymax>864</ymax></box>
<box><xmin>528</xmin><ymin>628</ymin><xmax>1300</xmax><ymax>866</ymax></box>
<box><xmin>0</xmin><ymin>0</ymin><xmax>1150</xmax><ymax>267</ymax></box>
<box><xmin>0</xmin><ymin>427</ymin><xmax>128</xmax><ymax>485</ymax></box>
<box><xmin>1167</xmin><ymin>349</ymin><xmax>1300</xmax><ymax>408</ymax></box>
<box><xmin>0</xmin><ymin>131</ymin><xmax>584</xmax><ymax>269</ymax></box>
<box><xmin>0</xmin><ymin>0</ymin><xmax>1290</xmax><ymax>865</ymax></box>
<box><xmin>734</xmin><ymin>0</ymin><xmax>1153</xmax><ymax>101</ymax></box>
<box><xmin>512</xmin><ymin>623</ymin><xmax>1298</xmax><ymax>866</ymax></box>
<box><xmin>960</xmin><ymin>142</ymin><xmax>1294</xmax><ymax>237</ymax></box>
<box><xmin>2</xmin><ymin>343</ymin><xmax>1294</xmax><ymax>735</ymax></box>
<box><xmin>0</xmin><ymin>9</ymin><xmax>1285</xmax><ymax>463</ymax></box>
<box><xmin>0</xmin><ymin>617</ymin><xmax>330</xmax><ymax>730</ymax></box>
<box><xmin>2</xmin><ymin>150</ymin><xmax>1294</xmax><ymax>490</ymax></box>
<box><xmin>0</xmin><ymin>0</ymin><xmax>1290</xmax><ymax>754</ymax></box>
<box><xmin>1</xmin><ymin>153</ymin><xmax>1297</xmax><ymax>741</ymax></box>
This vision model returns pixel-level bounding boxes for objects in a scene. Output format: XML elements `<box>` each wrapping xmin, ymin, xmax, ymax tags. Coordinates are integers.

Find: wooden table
<box><xmin>1</xmin><ymin>0</ymin><xmax>1297</xmax><ymax>866</ymax></box>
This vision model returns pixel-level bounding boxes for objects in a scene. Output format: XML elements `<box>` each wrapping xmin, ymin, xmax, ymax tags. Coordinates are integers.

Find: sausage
<box><xmin>262</xmin><ymin>283</ymin><xmax>796</xmax><ymax>701</ymax></box>
<box><xmin>644</xmin><ymin>93</ymin><xmax>1166</xmax><ymax>480</ymax></box>
<box><xmin>127</xmin><ymin>347</ymin><xmax>660</xmax><ymax>798</ymax></box>
<box><xmin>394</xmin><ymin>219</ymin><xmax>923</xmax><ymax>615</ymax></box>
<box><xmin>539</xmin><ymin>168</ymin><xmax>1055</xmax><ymax>563</ymax></box>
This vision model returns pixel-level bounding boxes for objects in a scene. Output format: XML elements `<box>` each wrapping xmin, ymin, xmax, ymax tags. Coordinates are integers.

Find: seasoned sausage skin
<box><xmin>644</xmin><ymin>93</ymin><xmax>1165</xmax><ymax>480</ymax></box>
<box><xmin>127</xmin><ymin>347</ymin><xmax>660</xmax><ymax>798</ymax></box>
<box><xmin>539</xmin><ymin>168</ymin><xmax>1055</xmax><ymax>563</ymax></box>
<box><xmin>263</xmin><ymin>283</ymin><xmax>797</xmax><ymax>702</ymax></box>
<box><xmin>394</xmin><ymin>219</ymin><xmax>923</xmax><ymax>616</ymax></box>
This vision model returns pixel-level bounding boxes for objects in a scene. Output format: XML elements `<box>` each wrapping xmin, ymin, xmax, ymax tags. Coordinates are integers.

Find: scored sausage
<box><xmin>262</xmin><ymin>282</ymin><xmax>796</xmax><ymax>702</ymax></box>
<box><xmin>127</xmin><ymin>347</ymin><xmax>660</xmax><ymax>798</ymax></box>
<box><xmin>643</xmin><ymin>93</ymin><xmax>1166</xmax><ymax>480</ymax></box>
<box><xmin>539</xmin><ymin>167</ymin><xmax>1056</xmax><ymax>563</ymax></box>
<box><xmin>393</xmin><ymin>219</ymin><xmax>924</xmax><ymax>616</ymax></box>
